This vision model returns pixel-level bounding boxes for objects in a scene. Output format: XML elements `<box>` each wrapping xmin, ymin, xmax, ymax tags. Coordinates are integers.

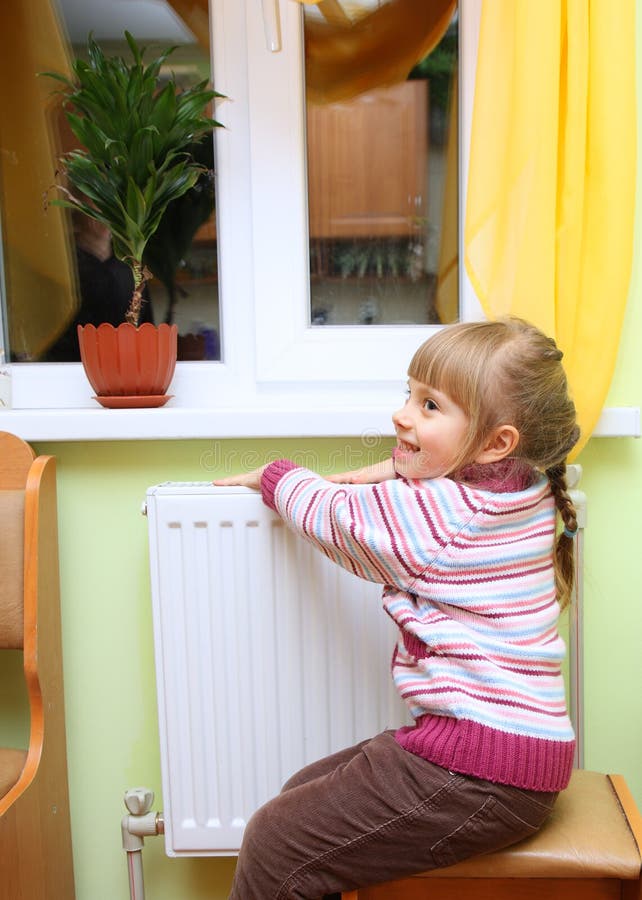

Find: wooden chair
<box><xmin>0</xmin><ymin>432</ymin><xmax>75</xmax><ymax>900</ymax></box>
<box><xmin>342</xmin><ymin>769</ymin><xmax>642</xmax><ymax>899</ymax></box>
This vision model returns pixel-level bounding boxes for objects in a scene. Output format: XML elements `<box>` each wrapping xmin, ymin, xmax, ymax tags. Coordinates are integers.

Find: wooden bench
<box><xmin>342</xmin><ymin>769</ymin><xmax>642</xmax><ymax>899</ymax></box>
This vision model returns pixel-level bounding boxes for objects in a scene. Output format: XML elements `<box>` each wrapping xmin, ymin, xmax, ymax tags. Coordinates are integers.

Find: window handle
<box><xmin>261</xmin><ymin>0</ymin><xmax>282</xmax><ymax>52</ymax></box>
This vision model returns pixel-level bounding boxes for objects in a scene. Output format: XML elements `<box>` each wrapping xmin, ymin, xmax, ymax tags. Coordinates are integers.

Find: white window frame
<box><xmin>246</xmin><ymin>1</ymin><xmax>482</xmax><ymax>384</ymax></box>
<box><xmin>1</xmin><ymin>0</ymin><xmax>638</xmax><ymax>441</ymax></box>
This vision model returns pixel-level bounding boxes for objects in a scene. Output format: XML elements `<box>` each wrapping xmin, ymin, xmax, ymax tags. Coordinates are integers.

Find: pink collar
<box><xmin>453</xmin><ymin>458</ymin><xmax>537</xmax><ymax>493</ymax></box>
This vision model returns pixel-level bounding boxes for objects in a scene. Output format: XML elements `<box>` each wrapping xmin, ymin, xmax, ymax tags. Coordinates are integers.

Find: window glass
<box><xmin>303</xmin><ymin>3</ymin><xmax>459</xmax><ymax>328</ymax></box>
<box><xmin>0</xmin><ymin>0</ymin><xmax>220</xmax><ymax>363</ymax></box>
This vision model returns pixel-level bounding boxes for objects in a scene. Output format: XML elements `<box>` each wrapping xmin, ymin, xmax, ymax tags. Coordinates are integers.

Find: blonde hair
<box><xmin>408</xmin><ymin>317</ymin><xmax>579</xmax><ymax>608</ymax></box>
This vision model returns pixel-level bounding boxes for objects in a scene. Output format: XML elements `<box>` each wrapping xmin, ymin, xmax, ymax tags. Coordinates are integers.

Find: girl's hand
<box><xmin>326</xmin><ymin>458</ymin><xmax>396</xmax><ymax>484</ymax></box>
<box><xmin>213</xmin><ymin>465</ymin><xmax>267</xmax><ymax>491</ymax></box>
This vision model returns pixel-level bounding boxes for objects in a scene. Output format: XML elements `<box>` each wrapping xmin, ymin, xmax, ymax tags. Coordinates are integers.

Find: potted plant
<box><xmin>43</xmin><ymin>31</ymin><xmax>222</xmax><ymax>407</ymax></box>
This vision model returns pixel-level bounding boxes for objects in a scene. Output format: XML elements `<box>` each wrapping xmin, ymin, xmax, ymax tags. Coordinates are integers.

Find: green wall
<box><xmin>571</xmin><ymin>271</ymin><xmax>642</xmax><ymax>789</ymax></box>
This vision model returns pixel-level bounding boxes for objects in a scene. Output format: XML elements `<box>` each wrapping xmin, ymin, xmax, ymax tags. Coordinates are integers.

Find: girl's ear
<box><xmin>474</xmin><ymin>425</ymin><xmax>520</xmax><ymax>464</ymax></box>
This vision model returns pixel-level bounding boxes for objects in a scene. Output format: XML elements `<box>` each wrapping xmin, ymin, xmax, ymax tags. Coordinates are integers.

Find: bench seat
<box><xmin>342</xmin><ymin>770</ymin><xmax>642</xmax><ymax>899</ymax></box>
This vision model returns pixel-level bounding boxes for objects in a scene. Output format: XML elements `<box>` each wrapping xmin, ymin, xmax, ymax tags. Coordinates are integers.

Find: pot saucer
<box><xmin>94</xmin><ymin>394</ymin><xmax>172</xmax><ymax>409</ymax></box>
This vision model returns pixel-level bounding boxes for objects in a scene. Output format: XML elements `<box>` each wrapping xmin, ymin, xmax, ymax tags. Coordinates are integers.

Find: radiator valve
<box><xmin>122</xmin><ymin>787</ymin><xmax>164</xmax><ymax>851</ymax></box>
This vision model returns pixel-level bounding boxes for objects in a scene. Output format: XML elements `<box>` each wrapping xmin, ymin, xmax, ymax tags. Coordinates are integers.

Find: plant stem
<box><xmin>125</xmin><ymin>262</ymin><xmax>146</xmax><ymax>327</ymax></box>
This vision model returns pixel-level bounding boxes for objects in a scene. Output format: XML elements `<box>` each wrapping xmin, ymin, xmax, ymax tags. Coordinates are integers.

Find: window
<box><xmin>2</xmin><ymin>0</ymin><xmax>483</xmax><ymax>435</ymax></box>
<box><xmin>0</xmin><ymin>0</ymin><xmax>220</xmax><ymax>361</ymax></box>
<box><xmin>247</xmin><ymin>0</ymin><xmax>481</xmax><ymax>386</ymax></box>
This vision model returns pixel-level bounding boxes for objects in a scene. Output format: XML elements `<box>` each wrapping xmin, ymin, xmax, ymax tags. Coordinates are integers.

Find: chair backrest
<box><xmin>0</xmin><ymin>435</ymin><xmax>34</xmax><ymax>643</ymax></box>
<box><xmin>0</xmin><ymin>488</ymin><xmax>26</xmax><ymax>650</ymax></box>
<box><xmin>0</xmin><ymin>431</ymin><xmax>75</xmax><ymax>899</ymax></box>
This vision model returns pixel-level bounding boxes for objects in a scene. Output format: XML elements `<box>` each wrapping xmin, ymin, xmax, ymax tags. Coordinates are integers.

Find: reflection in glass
<box><xmin>0</xmin><ymin>0</ymin><xmax>220</xmax><ymax>362</ymax></box>
<box><xmin>0</xmin><ymin>1</ymin><xmax>77</xmax><ymax>362</ymax></box>
<box><xmin>304</xmin><ymin>1</ymin><xmax>459</xmax><ymax>327</ymax></box>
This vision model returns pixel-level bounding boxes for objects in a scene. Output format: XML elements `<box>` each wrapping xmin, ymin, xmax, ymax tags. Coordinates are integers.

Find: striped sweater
<box><xmin>261</xmin><ymin>459</ymin><xmax>575</xmax><ymax>792</ymax></box>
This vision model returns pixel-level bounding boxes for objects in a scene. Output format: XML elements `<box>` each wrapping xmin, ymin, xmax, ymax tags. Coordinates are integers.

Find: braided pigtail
<box><xmin>546</xmin><ymin>462</ymin><xmax>578</xmax><ymax>610</ymax></box>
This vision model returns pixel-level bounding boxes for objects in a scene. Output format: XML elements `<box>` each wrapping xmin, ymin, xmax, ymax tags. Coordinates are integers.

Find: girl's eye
<box><xmin>404</xmin><ymin>387</ymin><xmax>411</xmax><ymax>400</ymax></box>
<box><xmin>424</xmin><ymin>399</ymin><xmax>439</xmax><ymax>411</ymax></box>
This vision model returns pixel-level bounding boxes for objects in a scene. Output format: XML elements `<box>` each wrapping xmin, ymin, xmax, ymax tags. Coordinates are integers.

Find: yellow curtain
<box><xmin>0</xmin><ymin>1</ymin><xmax>77</xmax><ymax>359</ymax></box>
<box><xmin>295</xmin><ymin>0</ymin><xmax>456</xmax><ymax>104</ymax></box>
<box><xmin>465</xmin><ymin>0</ymin><xmax>636</xmax><ymax>456</ymax></box>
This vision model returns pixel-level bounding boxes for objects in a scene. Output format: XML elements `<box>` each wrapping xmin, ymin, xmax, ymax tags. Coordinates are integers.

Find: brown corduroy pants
<box><xmin>228</xmin><ymin>730</ymin><xmax>557</xmax><ymax>900</ymax></box>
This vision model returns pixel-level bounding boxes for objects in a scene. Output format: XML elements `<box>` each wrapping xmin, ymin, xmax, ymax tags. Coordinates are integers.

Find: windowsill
<box><xmin>0</xmin><ymin>403</ymin><xmax>639</xmax><ymax>442</ymax></box>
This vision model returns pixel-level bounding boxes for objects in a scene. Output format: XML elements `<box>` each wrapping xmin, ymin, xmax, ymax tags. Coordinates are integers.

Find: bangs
<box><xmin>408</xmin><ymin>327</ymin><xmax>487</xmax><ymax>414</ymax></box>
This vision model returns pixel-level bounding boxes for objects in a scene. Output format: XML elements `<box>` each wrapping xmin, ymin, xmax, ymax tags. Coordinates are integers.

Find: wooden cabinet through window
<box><xmin>306</xmin><ymin>80</ymin><xmax>428</xmax><ymax>239</ymax></box>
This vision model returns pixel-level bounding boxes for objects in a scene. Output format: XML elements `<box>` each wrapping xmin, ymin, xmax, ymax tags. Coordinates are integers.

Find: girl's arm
<box><xmin>214</xmin><ymin>458</ymin><xmax>396</xmax><ymax>489</ymax></box>
<box><xmin>261</xmin><ymin>460</ymin><xmax>445</xmax><ymax>589</ymax></box>
<box><xmin>326</xmin><ymin>457</ymin><xmax>396</xmax><ymax>484</ymax></box>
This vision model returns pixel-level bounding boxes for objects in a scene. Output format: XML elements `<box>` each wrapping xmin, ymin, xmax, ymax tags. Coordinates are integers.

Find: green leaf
<box><xmin>149</xmin><ymin>82</ymin><xmax>177</xmax><ymax>133</ymax></box>
<box><xmin>38</xmin><ymin>70</ymin><xmax>74</xmax><ymax>89</ymax></box>
<box><xmin>128</xmin><ymin>127</ymin><xmax>157</xmax><ymax>182</ymax></box>
<box><xmin>63</xmin><ymin>114</ymin><xmax>106</xmax><ymax>159</ymax></box>
<box><xmin>124</xmin><ymin>31</ymin><xmax>144</xmax><ymax>66</ymax></box>
<box><xmin>125</xmin><ymin>178</ymin><xmax>148</xmax><ymax>228</ymax></box>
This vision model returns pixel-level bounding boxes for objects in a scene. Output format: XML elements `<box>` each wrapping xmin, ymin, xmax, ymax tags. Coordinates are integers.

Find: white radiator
<box><xmin>145</xmin><ymin>483</ymin><xmax>408</xmax><ymax>857</ymax></box>
<box><xmin>145</xmin><ymin>472</ymin><xmax>586</xmax><ymax>858</ymax></box>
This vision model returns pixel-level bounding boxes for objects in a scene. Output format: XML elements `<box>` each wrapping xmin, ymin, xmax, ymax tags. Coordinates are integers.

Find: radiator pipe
<box><xmin>122</xmin><ymin>787</ymin><xmax>165</xmax><ymax>900</ymax></box>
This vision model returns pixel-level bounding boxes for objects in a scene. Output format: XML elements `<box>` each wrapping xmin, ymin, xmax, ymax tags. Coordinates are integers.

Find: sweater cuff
<box><xmin>261</xmin><ymin>459</ymin><xmax>300</xmax><ymax>511</ymax></box>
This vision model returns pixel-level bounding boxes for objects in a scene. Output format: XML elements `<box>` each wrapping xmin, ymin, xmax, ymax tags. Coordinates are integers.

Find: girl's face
<box><xmin>392</xmin><ymin>377</ymin><xmax>472</xmax><ymax>479</ymax></box>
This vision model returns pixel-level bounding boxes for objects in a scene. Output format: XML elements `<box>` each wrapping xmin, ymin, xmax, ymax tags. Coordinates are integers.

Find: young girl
<box><xmin>215</xmin><ymin>316</ymin><xmax>580</xmax><ymax>900</ymax></box>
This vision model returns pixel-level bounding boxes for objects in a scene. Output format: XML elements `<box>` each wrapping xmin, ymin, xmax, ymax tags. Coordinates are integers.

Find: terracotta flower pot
<box><xmin>77</xmin><ymin>323</ymin><xmax>178</xmax><ymax>408</ymax></box>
